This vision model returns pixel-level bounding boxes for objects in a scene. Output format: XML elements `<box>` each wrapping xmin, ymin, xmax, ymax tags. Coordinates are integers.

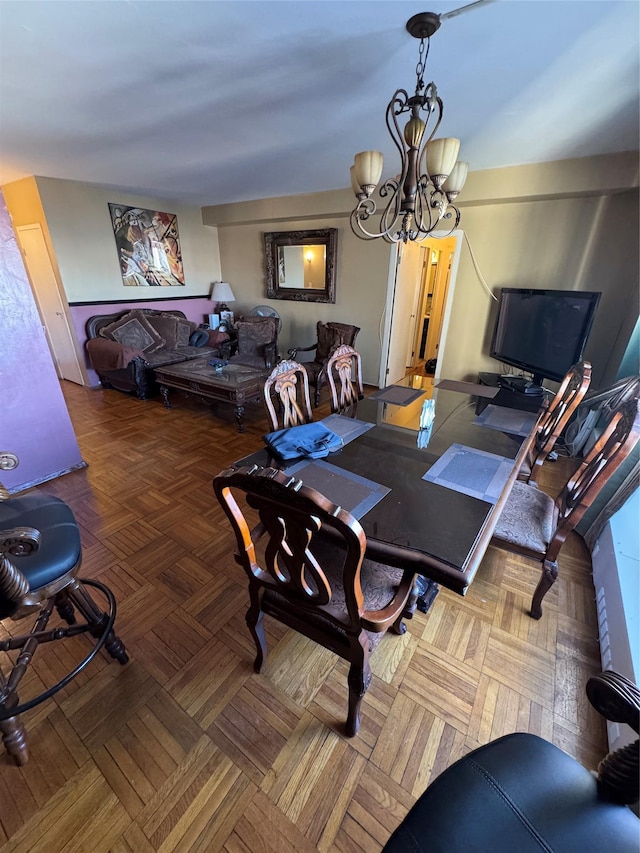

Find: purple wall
<box><xmin>70</xmin><ymin>297</ymin><xmax>213</xmax><ymax>385</ymax></box>
<box><xmin>0</xmin><ymin>192</ymin><xmax>84</xmax><ymax>492</ymax></box>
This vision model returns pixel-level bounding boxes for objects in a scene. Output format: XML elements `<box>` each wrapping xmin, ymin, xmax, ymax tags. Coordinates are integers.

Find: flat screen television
<box><xmin>490</xmin><ymin>288</ymin><xmax>600</xmax><ymax>389</ymax></box>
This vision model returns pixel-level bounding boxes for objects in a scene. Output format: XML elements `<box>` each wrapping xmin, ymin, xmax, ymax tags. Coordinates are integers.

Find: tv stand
<box><xmin>476</xmin><ymin>372</ymin><xmax>550</xmax><ymax>415</ymax></box>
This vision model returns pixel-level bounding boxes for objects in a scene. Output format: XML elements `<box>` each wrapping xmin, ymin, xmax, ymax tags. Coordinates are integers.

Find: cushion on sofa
<box><xmin>175</xmin><ymin>317</ymin><xmax>197</xmax><ymax>347</ymax></box>
<box><xmin>99</xmin><ymin>310</ymin><xmax>165</xmax><ymax>353</ymax></box>
<box><xmin>146</xmin><ymin>314</ymin><xmax>179</xmax><ymax>349</ymax></box>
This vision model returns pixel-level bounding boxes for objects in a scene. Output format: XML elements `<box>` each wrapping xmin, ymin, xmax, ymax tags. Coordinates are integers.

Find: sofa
<box><xmin>85</xmin><ymin>308</ymin><xmax>229</xmax><ymax>399</ymax></box>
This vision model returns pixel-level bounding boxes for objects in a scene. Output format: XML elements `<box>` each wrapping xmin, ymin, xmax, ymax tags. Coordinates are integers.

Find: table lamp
<box><xmin>210</xmin><ymin>281</ymin><xmax>236</xmax><ymax>329</ymax></box>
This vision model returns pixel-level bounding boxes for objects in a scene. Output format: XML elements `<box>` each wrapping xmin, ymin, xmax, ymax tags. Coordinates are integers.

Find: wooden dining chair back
<box><xmin>327</xmin><ymin>345</ymin><xmax>364</xmax><ymax>418</ymax></box>
<box><xmin>0</xmin><ymin>478</ymin><xmax>128</xmax><ymax>765</ymax></box>
<box><xmin>520</xmin><ymin>361</ymin><xmax>592</xmax><ymax>484</ymax></box>
<box><xmin>263</xmin><ymin>359</ymin><xmax>313</xmax><ymax>431</ymax></box>
<box><xmin>493</xmin><ymin>397</ymin><xmax>640</xmax><ymax>619</ymax></box>
<box><xmin>288</xmin><ymin>321</ymin><xmax>360</xmax><ymax>406</ymax></box>
<box><xmin>213</xmin><ymin>464</ymin><xmax>417</xmax><ymax>736</ymax></box>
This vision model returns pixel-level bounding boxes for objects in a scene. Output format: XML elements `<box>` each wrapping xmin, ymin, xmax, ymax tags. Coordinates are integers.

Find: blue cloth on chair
<box><xmin>263</xmin><ymin>422</ymin><xmax>344</xmax><ymax>461</ymax></box>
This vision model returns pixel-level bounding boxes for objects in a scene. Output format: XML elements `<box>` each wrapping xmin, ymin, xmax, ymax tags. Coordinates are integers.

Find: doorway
<box><xmin>16</xmin><ymin>224</ymin><xmax>86</xmax><ymax>385</ymax></box>
<box><xmin>380</xmin><ymin>232</ymin><xmax>461</xmax><ymax>386</ymax></box>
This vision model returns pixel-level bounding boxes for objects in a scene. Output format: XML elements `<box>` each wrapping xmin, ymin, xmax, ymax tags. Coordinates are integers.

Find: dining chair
<box><xmin>263</xmin><ymin>358</ymin><xmax>313</xmax><ymax>431</ymax></box>
<box><xmin>383</xmin><ymin>669</ymin><xmax>640</xmax><ymax>852</ymax></box>
<box><xmin>492</xmin><ymin>397</ymin><xmax>640</xmax><ymax>619</ymax></box>
<box><xmin>213</xmin><ymin>464</ymin><xmax>418</xmax><ymax>736</ymax></box>
<box><xmin>288</xmin><ymin>321</ymin><xmax>360</xmax><ymax>406</ymax></box>
<box><xmin>0</xmin><ymin>484</ymin><xmax>128</xmax><ymax>765</ymax></box>
<box><xmin>519</xmin><ymin>360</ymin><xmax>592</xmax><ymax>484</ymax></box>
<box><xmin>327</xmin><ymin>344</ymin><xmax>364</xmax><ymax>417</ymax></box>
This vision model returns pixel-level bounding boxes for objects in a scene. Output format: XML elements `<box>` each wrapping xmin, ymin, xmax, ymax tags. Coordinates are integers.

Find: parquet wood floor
<box><xmin>0</xmin><ymin>381</ymin><xmax>606</xmax><ymax>852</ymax></box>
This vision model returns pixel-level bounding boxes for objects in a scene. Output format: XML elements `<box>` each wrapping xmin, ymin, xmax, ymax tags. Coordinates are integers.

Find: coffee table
<box><xmin>153</xmin><ymin>360</ymin><xmax>270</xmax><ymax>432</ymax></box>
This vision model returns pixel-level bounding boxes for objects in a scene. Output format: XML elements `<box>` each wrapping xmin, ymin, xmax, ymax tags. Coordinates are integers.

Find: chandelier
<box><xmin>350</xmin><ymin>12</ymin><xmax>468</xmax><ymax>244</ymax></box>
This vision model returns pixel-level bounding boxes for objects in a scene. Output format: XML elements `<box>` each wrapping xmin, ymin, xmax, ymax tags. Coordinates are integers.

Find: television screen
<box><xmin>490</xmin><ymin>288</ymin><xmax>600</xmax><ymax>383</ymax></box>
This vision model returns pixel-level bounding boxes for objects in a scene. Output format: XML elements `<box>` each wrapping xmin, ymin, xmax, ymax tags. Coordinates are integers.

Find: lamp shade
<box><xmin>354</xmin><ymin>150</ymin><xmax>384</xmax><ymax>195</ymax></box>
<box><xmin>426</xmin><ymin>138</ymin><xmax>460</xmax><ymax>186</ymax></box>
<box><xmin>350</xmin><ymin>165</ymin><xmax>363</xmax><ymax>198</ymax></box>
<box><xmin>443</xmin><ymin>160</ymin><xmax>469</xmax><ymax>196</ymax></box>
<box><xmin>211</xmin><ymin>281</ymin><xmax>236</xmax><ymax>304</ymax></box>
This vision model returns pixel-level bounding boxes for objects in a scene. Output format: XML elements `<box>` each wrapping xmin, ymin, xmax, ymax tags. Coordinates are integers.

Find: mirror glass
<box><xmin>265</xmin><ymin>229</ymin><xmax>337</xmax><ymax>303</ymax></box>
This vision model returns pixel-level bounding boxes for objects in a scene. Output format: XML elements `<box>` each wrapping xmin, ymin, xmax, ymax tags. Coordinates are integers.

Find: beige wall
<box><xmin>205</xmin><ymin>152</ymin><xmax>639</xmax><ymax>389</ymax></box>
<box><xmin>3</xmin><ymin>176</ymin><xmax>222</xmax><ymax>304</ymax></box>
<box><xmin>209</xmin><ymin>205</ymin><xmax>392</xmax><ymax>386</ymax></box>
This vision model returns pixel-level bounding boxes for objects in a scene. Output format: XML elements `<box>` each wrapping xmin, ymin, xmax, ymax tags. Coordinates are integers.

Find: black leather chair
<box><xmin>383</xmin><ymin>670</ymin><xmax>640</xmax><ymax>852</ymax></box>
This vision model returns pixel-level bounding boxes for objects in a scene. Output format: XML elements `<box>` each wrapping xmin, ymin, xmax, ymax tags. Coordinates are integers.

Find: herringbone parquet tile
<box><xmin>0</xmin><ymin>381</ymin><xmax>607</xmax><ymax>851</ymax></box>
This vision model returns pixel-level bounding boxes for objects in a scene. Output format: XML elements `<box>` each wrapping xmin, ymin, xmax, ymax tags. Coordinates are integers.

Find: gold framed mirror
<box><xmin>264</xmin><ymin>228</ymin><xmax>337</xmax><ymax>303</ymax></box>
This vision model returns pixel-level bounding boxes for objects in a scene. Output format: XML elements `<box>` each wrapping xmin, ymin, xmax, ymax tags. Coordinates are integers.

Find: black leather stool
<box><xmin>384</xmin><ymin>672</ymin><xmax>639</xmax><ymax>852</ymax></box>
<box><xmin>0</xmin><ymin>493</ymin><xmax>128</xmax><ymax>765</ymax></box>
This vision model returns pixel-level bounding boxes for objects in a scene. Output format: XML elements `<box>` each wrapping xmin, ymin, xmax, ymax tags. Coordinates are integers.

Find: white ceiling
<box><xmin>0</xmin><ymin>0</ymin><xmax>638</xmax><ymax>207</ymax></box>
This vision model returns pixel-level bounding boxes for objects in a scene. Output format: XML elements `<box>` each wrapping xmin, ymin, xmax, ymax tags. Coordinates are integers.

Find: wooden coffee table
<box><xmin>153</xmin><ymin>360</ymin><xmax>270</xmax><ymax>432</ymax></box>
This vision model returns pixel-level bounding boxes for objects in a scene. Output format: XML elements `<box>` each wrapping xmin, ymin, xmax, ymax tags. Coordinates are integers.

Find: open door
<box><xmin>381</xmin><ymin>234</ymin><xmax>459</xmax><ymax>385</ymax></box>
<box><xmin>16</xmin><ymin>224</ymin><xmax>86</xmax><ymax>385</ymax></box>
<box><xmin>380</xmin><ymin>241</ymin><xmax>426</xmax><ymax>385</ymax></box>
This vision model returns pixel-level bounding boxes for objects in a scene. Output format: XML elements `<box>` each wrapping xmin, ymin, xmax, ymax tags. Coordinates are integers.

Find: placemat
<box><xmin>422</xmin><ymin>443</ymin><xmax>514</xmax><ymax>504</ymax></box>
<box><xmin>436</xmin><ymin>379</ymin><xmax>500</xmax><ymax>398</ymax></box>
<box><xmin>369</xmin><ymin>386</ymin><xmax>426</xmax><ymax>406</ymax></box>
<box><xmin>321</xmin><ymin>414</ymin><xmax>374</xmax><ymax>445</ymax></box>
<box><xmin>284</xmin><ymin>459</ymin><xmax>390</xmax><ymax>519</ymax></box>
<box><xmin>474</xmin><ymin>404</ymin><xmax>538</xmax><ymax>438</ymax></box>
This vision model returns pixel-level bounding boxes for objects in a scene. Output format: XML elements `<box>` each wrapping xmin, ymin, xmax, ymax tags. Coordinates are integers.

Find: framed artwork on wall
<box><xmin>108</xmin><ymin>204</ymin><xmax>185</xmax><ymax>287</ymax></box>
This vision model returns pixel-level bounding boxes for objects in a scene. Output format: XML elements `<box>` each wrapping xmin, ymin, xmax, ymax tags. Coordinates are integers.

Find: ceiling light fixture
<box><xmin>350</xmin><ymin>11</ymin><xmax>468</xmax><ymax>244</ymax></box>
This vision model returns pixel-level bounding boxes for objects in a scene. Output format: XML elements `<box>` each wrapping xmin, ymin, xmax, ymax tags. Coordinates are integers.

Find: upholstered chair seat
<box><xmin>493</xmin><ymin>481</ymin><xmax>558</xmax><ymax>554</ymax></box>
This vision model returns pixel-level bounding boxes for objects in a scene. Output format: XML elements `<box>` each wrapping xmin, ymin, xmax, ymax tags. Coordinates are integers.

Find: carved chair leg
<box><xmin>530</xmin><ymin>559</ymin><xmax>558</xmax><ymax>620</ymax></box>
<box><xmin>66</xmin><ymin>583</ymin><xmax>128</xmax><ymax>664</ymax></box>
<box><xmin>390</xmin><ymin>614</ymin><xmax>407</xmax><ymax>636</ymax></box>
<box><xmin>0</xmin><ymin>714</ymin><xmax>29</xmax><ymax>766</ymax></box>
<box><xmin>246</xmin><ymin>586</ymin><xmax>267</xmax><ymax>673</ymax></box>
<box><xmin>346</xmin><ymin>634</ymin><xmax>372</xmax><ymax>737</ymax></box>
<box><xmin>55</xmin><ymin>591</ymin><xmax>76</xmax><ymax>625</ymax></box>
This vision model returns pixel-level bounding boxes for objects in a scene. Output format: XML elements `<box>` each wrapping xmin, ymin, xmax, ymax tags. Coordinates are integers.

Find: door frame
<box><xmin>379</xmin><ymin>229</ymin><xmax>464</xmax><ymax>386</ymax></box>
<box><xmin>16</xmin><ymin>223</ymin><xmax>88</xmax><ymax>385</ymax></box>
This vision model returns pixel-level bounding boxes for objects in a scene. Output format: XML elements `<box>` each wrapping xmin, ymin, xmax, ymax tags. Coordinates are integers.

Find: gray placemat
<box><xmin>321</xmin><ymin>414</ymin><xmax>374</xmax><ymax>445</ymax></box>
<box><xmin>422</xmin><ymin>443</ymin><xmax>514</xmax><ymax>504</ymax></box>
<box><xmin>436</xmin><ymin>379</ymin><xmax>500</xmax><ymax>398</ymax></box>
<box><xmin>284</xmin><ymin>459</ymin><xmax>390</xmax><ymax>519</ymax></box>
<box><xmin>474</xmin><ymin>404</ymin><xmax>538</xmax><ymax>437</ymax></box>
<box><xmin>369</xmin><ymin>386</ymin><xmax>426</xmax><ymax>406</ymax></box>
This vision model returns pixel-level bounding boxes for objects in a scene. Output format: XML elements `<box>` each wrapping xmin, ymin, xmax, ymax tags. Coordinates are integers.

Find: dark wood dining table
<box><xmin>234</xmin><ymin>378</ymin><xmax>538</xmax><ymax>597</ymax></box>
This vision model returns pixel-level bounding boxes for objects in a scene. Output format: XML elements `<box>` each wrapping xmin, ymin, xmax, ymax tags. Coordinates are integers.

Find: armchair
<box><xmin>263</xmin><ymin>359</ymin><xmax>313</xmax><ymax>431</ymax></box>
<box><xmin>213</xmin><ymin>465</ymin><xmax>417</xmax><ymax>736</ymax></box>
<box><xmin>221</xmin><ymin>316</ymin><xmax>279</xmax><ymax>370</ymax></box>
<box><xmin>327</xmin><ymin>345</ymin><xmax>364</xmax><ymax>417</ymax></box>
<box><xmin>288</xmin><ymin>321</ymin><xmax>360</xmax><ymax>407</ymax></box>
<box><xmin>518</xmin><ymin>360</ymin><xmax>592</xmax><ymax>484</ymax></box>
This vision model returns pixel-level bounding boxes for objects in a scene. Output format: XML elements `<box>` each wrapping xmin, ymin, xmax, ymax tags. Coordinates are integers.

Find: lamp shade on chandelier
<box><xmin>350</xmin><ymin>12</ymin><xmax>469</xmax><ymax>244</ymax></box>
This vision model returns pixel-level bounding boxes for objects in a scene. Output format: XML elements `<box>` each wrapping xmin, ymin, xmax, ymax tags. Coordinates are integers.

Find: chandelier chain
<box><xmin>415</xmin><ymin>38</ymin><xmax>429</xmax><ymax>93</ymax></box>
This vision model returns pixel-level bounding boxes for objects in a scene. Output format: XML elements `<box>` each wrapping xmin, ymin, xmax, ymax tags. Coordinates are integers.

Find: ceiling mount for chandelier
<box><xmin>349</xmin><ymin>10</ymin><xmax>471</xmax><ymax>244</ymax></box>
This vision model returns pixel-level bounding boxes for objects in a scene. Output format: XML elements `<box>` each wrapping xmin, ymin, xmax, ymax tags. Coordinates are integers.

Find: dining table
<box><xmin>233</xmin><ymin>376</ymin><xmax>540</xmax><ymax>597</ymax></box>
